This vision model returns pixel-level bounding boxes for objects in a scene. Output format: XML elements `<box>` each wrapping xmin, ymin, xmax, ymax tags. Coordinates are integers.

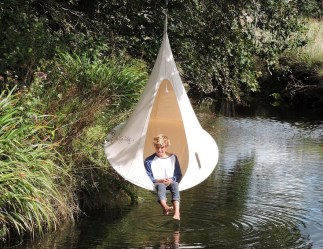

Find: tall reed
<box><xmin>0</xmin><ymin>88</ymin><xmax>77</xmax><ymax>243</ymax></box>
<box><xmin>47</xmin><ymin>51</ymin><xmax>148</xmax><ymax>111</ymax></box>
<box><xmin>29</xmin><ymin>51</ymin><xmax>148</xmax><ymax>210</ymax></box>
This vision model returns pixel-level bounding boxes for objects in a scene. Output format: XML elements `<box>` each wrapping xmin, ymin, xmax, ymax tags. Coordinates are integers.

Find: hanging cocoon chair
<box><xmin>104</xmin><ymin>27</ymin><xmax>219</xmax><ymax>191</ymax></box>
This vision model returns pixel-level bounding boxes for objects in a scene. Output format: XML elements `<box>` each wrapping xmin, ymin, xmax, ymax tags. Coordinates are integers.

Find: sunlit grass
<box><xmin>31</xmin><ymin>51</ymin><xmax>147</xmax><ymax>209</ymax></box>
<box><xmin>301</xmin><ymin>19</ymin><xmax>323</xmax><ymax>67</ymax></box>
<box><xmin>278</xmin><ymin>18</ymin><xmax>323</xmax><ymax>86</ymax></box>
<box><xmin>50</xmin><ymin>52</ymin><xmax>148</xmax><ymax>111</ymax></box>
<box><xmin>0</xmin><ymin>89</ymin><xmax>76</xmax><ymax>242</ymax></box>
<box><xmin>0</xmin><ymin>49</ymin><xmax>148</xmax><ymax>243</ymax></box>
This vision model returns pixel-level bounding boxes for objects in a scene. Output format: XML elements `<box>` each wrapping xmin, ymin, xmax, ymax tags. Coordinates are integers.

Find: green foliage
<box><xmin>0</xmin><ymin>0</ymin><xmax>101</xmax><ymax>87</ymax></box>
<box><xmin>259</xmin><ymin>19</ymin><xmax>323</xmax><ymax>107</ymax></box>
<box><xmin>166</xmin><ymin>0</ymin><xmax>306</xmax><ymax>101</ymax></box>
<box><xmin>37</xmin><ymin>50</ymin><xmax>148</xmax><ymax>112</ymax></box>
<box><xmin>0</xmin><ymin>0</ymin><xmax>61</xmax><ymax>86</ymax></box>
<box><xmin>66</xmin><ymin>0</ymin><xmax>306</xmax><ymax>101</ymax></box>
<box><xmin>299</xmin><ymin>19</ymin><xmax>323</xmax><ymax>66</ymax></box>
<box><xmin>65</xmin><ymin>0</ymin><xmax>307</xmax><ymax>101</ymax></box>
<box><xmin>0</xmin><ymin>88</ymin><xmax>77</xmax><ymax>242</ymax></box>
<box><xmin>0</xmin><ymin>48</ymin><xmax>147</xmax><ymax>243</ymax></box>
<box><xmin>29</xmin><ymin>51</ymin><xmax>147</xmax><ymax>210</ymax></box>
<box><xmin>1</xmin><ymin>0</ymin><xmax>313</xmax><ymax>102</ymax></box>
<box><xmin>295</xmin><ymin>0</ymin><xmax>322</xmax><ymax>18</ymax></box>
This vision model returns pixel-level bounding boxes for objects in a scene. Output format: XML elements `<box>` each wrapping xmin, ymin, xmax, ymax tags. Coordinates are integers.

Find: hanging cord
<box><xmin>164</xmin><ymin>0</ymin><xmax>169</xmax><ymax>34</ymax></box>
<box><xmin>164</xmin><ymin>0</ymin><xmax>169</xmax><ymax>93</ymax></box>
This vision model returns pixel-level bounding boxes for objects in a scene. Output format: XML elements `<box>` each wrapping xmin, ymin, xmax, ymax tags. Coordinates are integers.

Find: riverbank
<box><xmin>258</xmin><ymin>18</ymin><xmax>323</xmax><ymax>110</ymax></box>
<box><xmin>0</xmin><ymin>52</ymin><xmax>147</xmax><ymax>246</ymax></box>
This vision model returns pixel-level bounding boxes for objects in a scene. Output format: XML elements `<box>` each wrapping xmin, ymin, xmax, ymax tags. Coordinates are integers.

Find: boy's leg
<box><xmin>169</xmin><ymin>181</ymin><xmax>180</xmax><ymax>202</ymax></box>
<box><xmin>155</xmin><ymin>183</ymin><xmax>171</xmax><ymax>214</ymax></box>
<box><xmin>172</xmin><ymin>200</ymin><xmax>180</xmax><ymax>220</ymax></box>
<box><xmin>169</xmin><ymin>182</ymin><xmax>180</xmax><ymax>220</ymax></box>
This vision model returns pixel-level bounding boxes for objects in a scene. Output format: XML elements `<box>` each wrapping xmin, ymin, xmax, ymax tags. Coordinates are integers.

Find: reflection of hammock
<box><xmin>104</xmin><ymin>20</ymin><xmax>219</xmax><ymax>192</ymax></box>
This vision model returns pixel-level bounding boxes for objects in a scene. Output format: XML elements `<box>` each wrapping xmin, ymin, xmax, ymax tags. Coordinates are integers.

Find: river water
<box><xmin>20</xmin><ymin>102</ymin><xmax>323</xmax><ymax>249</ymax></box>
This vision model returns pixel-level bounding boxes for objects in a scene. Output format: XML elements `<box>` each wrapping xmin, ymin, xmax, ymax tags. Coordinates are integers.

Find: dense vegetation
<box><xmin>0</xmin><ymin>88</ymin><xmax>76</xmax><ymax>241</ymax></box>
<box><xmin>1</xmin><ymin>0</ymin><xmax>322</xmax><ymax>100</ymax></box>
<box><xmin>260</xmin><ymin>19</ymin><xmax>323</xmax><ymax>109</ymax></box>
<box><xmin>0</xmin><ymin>52</ymin><xmax>147</xmax><ymax>244</ymax></box>
<box><xmin>0</xmin><ymin>0</ymin><xmax>322</xmax><ymax>245</ymax></box>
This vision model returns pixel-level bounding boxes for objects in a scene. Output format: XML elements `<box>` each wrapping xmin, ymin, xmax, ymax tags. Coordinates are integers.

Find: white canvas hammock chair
<box><xmin>104</xmin><ymin>18</ymin><xmax>219</xmax><ymax>192</ymax></box>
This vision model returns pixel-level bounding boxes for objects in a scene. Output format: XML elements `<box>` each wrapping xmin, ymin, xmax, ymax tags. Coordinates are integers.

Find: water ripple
<box><xmin>16</xmin><ymin>115</ymin><xmax>323</xmax><ymax>249</ymax></box>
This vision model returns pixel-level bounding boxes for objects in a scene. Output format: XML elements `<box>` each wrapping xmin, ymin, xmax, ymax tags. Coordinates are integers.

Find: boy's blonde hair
<box><xmin>153</xmin><ymin>134</ymin><xmax>170</xmax><ymax>147</ymax></box>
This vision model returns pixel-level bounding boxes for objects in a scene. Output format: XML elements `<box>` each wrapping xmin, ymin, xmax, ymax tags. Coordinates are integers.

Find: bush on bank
<box><xmin>0</xmin><ymin>88</ymin><xmax>76</xmax><ymax>243</ymax></box>
<box><xmin>0</xmin><ymin>51</ymin><xmax>148</xmax><ymax>244</ymax></box>
<box><xmin>258</xmin><ymin>19</ymin><xmax>323</xmax><ymax>110</ymax></box>
<box><xmin>32</xmin><ymin>50</ymin><xmax>147</xmax><ymax>208</ymax></box>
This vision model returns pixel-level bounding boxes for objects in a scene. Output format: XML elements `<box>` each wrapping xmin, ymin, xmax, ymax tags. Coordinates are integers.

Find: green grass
<box><xmin>44</xmin><ymin>51</ymin><xmax>148</xmax><ymax>111</ymax></box>
<box><xmin>0</xmin><ymin>88</ymin><xmax>76</xmax><ymax>243</ymax></box>
<box><xmin>0</xmin><ymin>48</ymin><xmax>148</xmax><ymax>244</ymax></box>
<box><xmin>301</xmin><ymin>19</ymin><xmax>323</xmax><ymax>67</ymax></box>
<box><xmin>30</xmin><ymin>51</ymin><xmax>147</xmax><ymax>209</ymax></box>
<box><xmin>271</xmin><ymin>18</ymin><xmax>323</xmax><ymax>101</ymax></box>
<box><xmin>286</xmin><ymin>18</ymin><xmax>323</xmax><ymax>79</ymax></box>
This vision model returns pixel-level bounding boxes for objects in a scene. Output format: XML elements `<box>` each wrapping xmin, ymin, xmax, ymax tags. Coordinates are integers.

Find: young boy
<box><xmin>144</xmin><ymin>134</ymin><xmax>182</xmax><ymax>220</ymax></box>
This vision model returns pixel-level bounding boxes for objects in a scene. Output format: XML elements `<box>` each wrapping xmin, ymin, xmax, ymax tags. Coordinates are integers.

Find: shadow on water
<box><xmin>202</xmin><ymin>98</ymin><xmax>323</xmax><ymax>123</ymax></box>
<box><xmin>14</xmin><ymin>207</ymin><xmax>134</xmax><ymax>249</ymax></box>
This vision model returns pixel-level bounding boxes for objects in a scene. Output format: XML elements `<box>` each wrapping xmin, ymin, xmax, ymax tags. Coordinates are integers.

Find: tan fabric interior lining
<box><xmin>143</xmin><ymin>79</ymin><xmax>189</xmax><ymax>176</ymax></box>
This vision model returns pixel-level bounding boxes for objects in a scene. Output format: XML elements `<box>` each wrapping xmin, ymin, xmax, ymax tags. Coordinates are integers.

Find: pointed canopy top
<box><xmin>104</xmin><ymin>12</ymin><xmax>219</xmax><ymax>191</ymax></box>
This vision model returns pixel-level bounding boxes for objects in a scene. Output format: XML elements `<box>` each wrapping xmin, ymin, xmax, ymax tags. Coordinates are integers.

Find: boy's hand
<box><xmin>163</xmin><ymin>178</ymin><xmax>172</xmax><ymax>186</ymax></box>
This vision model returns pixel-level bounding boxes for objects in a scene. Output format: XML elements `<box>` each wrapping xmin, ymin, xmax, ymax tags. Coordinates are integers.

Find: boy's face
<box><xmin>154</xmin><ymin>144</ymin><xmax>167</xmax><ymax>157</ymax></box>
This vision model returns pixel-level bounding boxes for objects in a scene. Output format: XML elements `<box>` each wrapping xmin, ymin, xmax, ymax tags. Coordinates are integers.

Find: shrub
<box><xmin>0</xmin><ymin>88</ymin><xmax>77</xmax><ymax>243</ymax></box>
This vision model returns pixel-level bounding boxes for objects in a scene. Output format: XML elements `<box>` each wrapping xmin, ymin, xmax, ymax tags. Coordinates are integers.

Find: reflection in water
<box><xmin>143</xmin><ymin>221</ymin><xmax>180</xmax><ymax>249</ymax></box>
<box><xmin>17</xmin><ymin>104</ymin><xmax>323</xmax><ymax>249</ymax></box>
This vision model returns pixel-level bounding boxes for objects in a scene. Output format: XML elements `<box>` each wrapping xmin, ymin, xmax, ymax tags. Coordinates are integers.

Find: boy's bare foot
<box><xmin>173</xmin><ymin>212</ymin><xmax>180</xmax><ymax>220</ymax></box>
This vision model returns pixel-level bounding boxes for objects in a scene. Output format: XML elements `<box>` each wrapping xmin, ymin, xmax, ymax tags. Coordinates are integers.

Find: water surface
<box><xmin>19</xmin><ymin>104</ymin><xmax>323</xmax><ymax>248</ymax></box>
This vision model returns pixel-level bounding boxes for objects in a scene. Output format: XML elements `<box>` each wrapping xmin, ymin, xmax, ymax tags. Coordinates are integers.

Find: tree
<box><xmin>1</xmin><ymin>0</ymin><xmax>308</xmax><ymax>102</ymax></box>
<box><xmin>166</xmin><ymin>0</ymin><xmax>305</xmax><ymax>101</ymax></box>
<box><xmin>71</xmin><ymin>0</ymin><xmax>306</xmax><ymax>101</ymax></box>
<box><xmin>0</xmin><ymin>0</ymin><xmax>93</xmax><ymax>88</ymax></box>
